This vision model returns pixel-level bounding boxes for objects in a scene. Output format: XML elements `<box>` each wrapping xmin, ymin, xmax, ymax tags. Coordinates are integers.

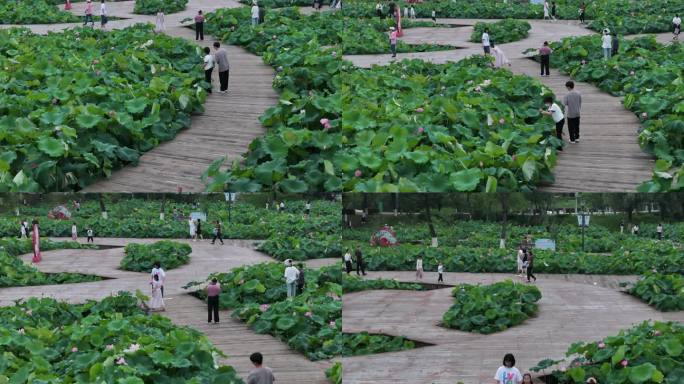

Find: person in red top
<box><xmin>207</xmin><ymin>278</ymin><xmax>221</xmax><ymax>324</ymax></box>
<box><xmin>195</xmin><ymin>10</ymin><xmax>205</xmax><ymax>41</ymax></box>
<box><xmin>539</xmin><ymin>41</ymin><xmax>552</xmax><ymax>77</ymax></box>
<box><xmin>84</xmin><ymin>0</ymin><xmax>94</xmax><ymax>27</ymax></box>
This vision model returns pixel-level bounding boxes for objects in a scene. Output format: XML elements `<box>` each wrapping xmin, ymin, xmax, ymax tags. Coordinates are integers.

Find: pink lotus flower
<box><xmin>641</xmin><ymin>112</ymin><xmax>648</xmax><ymax>118</ymax></box>
<box><xmin>598</xmin><ymin>342</ymin><xmax>605</xmax><ymax>349</ymax></box>
<box><xmin>71</xmin><ymin>347</ymin><xmax>78</xmax><ymax>353</ymax></box>
<box><xmin>417</xmin><ymin>127</ymin><xmax>424</xmax><ymax>134</ymax></box>
<box><xmin>320</xmin><ymin>118</ymin><xmax>330</xmax><ymax>126</ymax></box>
<box><xmin>621</xmin><ymin>359</ymin><xmax>628</xmax><ymax>367</ymax></box>
<box><xmin>260</xmin><ymin>304</ymin><xmax>270</xmax><ymax>312</ymax></box>
<box><xmin>304</xmin><ymin>311</ymin><xmax>312</xmax><ymax>318</ymax></box>
<box><xmin>512</xmin><ymin>155</ymin><xmax>517</xmax><ymax>162</ymax></box>
<box><xmin>18</xmin><ymin>328</ymin><xmax>25</xmax><ymax>335</ymax></box>
<box><xmin>416</xmin><ymin>107</ymin><xmax>424</xmax><ymax>113</ymax></box>
<box><xmin>124</xmin><ymin>343</ymin><xmax>140</xmax><ymax>353</ymax></box>
<box><xmin>354</xmin><ymin>169</ymin><xmax>362</xmax><ymax>177</ymax></box>
<box><xmin>92</xmin><ymin>59</ymin><xmax>99</xmax><ymax>65</ymax></box>
<box><xmin>95</xmin><ymin>70</ymin><xmax>101</xmax><ymax>76</ymax></box>
<box><xmin>654</xmin><ymin>330</ymin><xmax>662</xmax><ymax>336</ymax></box>
<box><xmin>329</xmin><ymin>321</ymin><xmax>336</xmax><ymax>328</ymax></box>
<box><xmin>499</xmin><ymin>118</ymin><xmax>505</xmax><ymax>124</ymax></box>
<box><xmin>116</xmin><ymin>357</ymin><xmax>127</xmax><ymax>365</ymax></box>
<box><xmin>106</xmin><ymin>344</ymin><xmax>114</xmax><ymax>350</ymax></box>
<box><xmin>581</xmin><ymin>60</ymin><xmax>587</xmax><ymax>65</ymax></box>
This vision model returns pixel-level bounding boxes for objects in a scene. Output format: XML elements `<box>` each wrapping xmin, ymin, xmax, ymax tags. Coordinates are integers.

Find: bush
<box><xmin>121</xmin><ymin>240</ymin><xmax>191</xmax><ymax>272</ymax></box>
<box><xmin>628</xmin><ymin>272</ymin><xmax>684</xmax><ymax>311</ymax></box>
<box><xmin>470</xmin><ymin>19</ymin><xmax>531</xmax><ymax>44</ymax></box>
<box><xmin>534</xmin><ymin>321</ymin><xmax>684</xmax><ymax>384</ymax></box>
<box><xmin>0</xmin><ymin>293</ymin><xmax>244</xmax><ymax>383</ymax></box>
<box><xmin>134</xmin><ymin>0</ymin><xmax>188</xmax><ymax>15</ymax></box>
<box><xmin>442</xmin><ymin>280</ymin><xmax>541</xmax><ymax>334</ymax></box>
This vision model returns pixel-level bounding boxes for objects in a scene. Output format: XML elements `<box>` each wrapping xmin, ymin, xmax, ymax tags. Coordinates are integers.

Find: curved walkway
<box><xmin>1</xmin><ymin>0</ymin><xmax>278</xmax><ymax>192</ymax></box>
<box><xmin>0</xmin><ymin>238</ymin><xmax>338</xmax><ymax>384</ymax></box>
<box><xmin>341</xmin><ymin>271</ymin><xmax>684</xmax><ymax>384</ymax></box>
<box><xmin>343</xmin><ymin>19</ymin><xmax>664</xmax><ymax>192</ymax></box>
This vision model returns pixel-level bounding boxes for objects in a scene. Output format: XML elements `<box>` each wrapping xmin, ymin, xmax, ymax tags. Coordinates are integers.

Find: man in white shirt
<box><xmin>601</xmin><ymin>29</ymin><xmax>612</xmax><ymax>59</ymax></box>
<box><xmin>673</xmin><ymin>15</ymin><xmax>681</xmax><ymax>40</ymax></box>
<box><xmin>656</xmin><ymin>223</ymin><xmax>664</xmax><ymax>240</ymax></box>
<box><xmin>482</xmin><ymin>29</ymin><xmax>491</xmax><ymax>55</ymax></box>
<box><xmin>284</xmin><ymin>260</ymin><xmax>299</xmax><ymax>298</ymax></box>
<box><xmin>151</xmin><ymin>262</ymin><xmax>166</xmax><ymax>297</ymax></box>
<box><xmin>251</xmin><ymin>1</ymin><xmax>260</xmax><ymax>26</ymax></box>
<box><xmin>100</xmin><ymin>0</ymin><xmax>108</xmax><ymax>29</ymax></box>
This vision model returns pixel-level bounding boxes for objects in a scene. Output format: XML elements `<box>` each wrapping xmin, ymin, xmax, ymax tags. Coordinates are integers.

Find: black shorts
<box><xmin>483</xmin><ymin>46</ymin><xmax>491</xmax><ymax>54</ymax></box>
<box><xmin>101</xmin><ymin>15</ymin><xmax>108</xmax><ymax>24</ymax></box>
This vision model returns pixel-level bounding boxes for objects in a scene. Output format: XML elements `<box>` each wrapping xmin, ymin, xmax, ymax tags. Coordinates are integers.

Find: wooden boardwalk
<box><xmin>1</xmin><ymin>0</ymin><xmax>278</xmax><ymax>193</ymax></box>
<box><xmin>341</xmin><ymin>271</ymin><xmax>684</xmax><ymax>384</ymax></box>
<box><xmin>0</xmin><ymin>238</ymin><xmax>334</xmax><ymax>383</ymax></box>
<box><xmin>343</xmin><ymin>19</ymin><xmax>661</xmax><ymax>192</ymax></box>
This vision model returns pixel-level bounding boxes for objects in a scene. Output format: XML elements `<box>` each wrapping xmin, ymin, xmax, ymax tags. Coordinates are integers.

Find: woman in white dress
<box><xmin>149</xmin><ymin>274</ymin><xmax>165</xmax><ymax>311</ymax></box>
<box><xmin>155</xmin><ymin>11</ymin><xmax>165</xmax><ymax>33</ymax></box>
<box><xmin>516</xmin><ymin>247</ymin><xmax>524</xmax><ymax>276</ymax></box>
<box><xmin>71</xmin><ymin>222</ymin><xmax>78</xmax><ymax>241</ymax></box>
<box><xmin>188</xmin><ymin>218</ymin><xmax>196</xmax><ymax>240</ymax></box>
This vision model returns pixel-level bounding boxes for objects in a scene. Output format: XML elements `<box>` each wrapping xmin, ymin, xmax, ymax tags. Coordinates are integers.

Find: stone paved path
<box><xmin>0</xmin><ymin>237</ymin><xmax>338</xmax><ymax>383</ymax></box>
<box><xmin>341</xmin><ymin>271</ymin><xmax>684</xmax><ymax>384</ymax></box>
<box><xmin>343</xmin><ymin>19</ymin><xmax>677</xmax><ymax>192</ymax></box>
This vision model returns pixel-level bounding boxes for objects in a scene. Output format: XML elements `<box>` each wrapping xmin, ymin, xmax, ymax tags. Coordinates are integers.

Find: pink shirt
<box><xmin>194</xmin><ymin>14</ymin><xmax>205</xmax><ymax>22</ymax></box>
<box><xmin>539</xmin><ymin>46</ymin><xmax>552</xmax><ymax>55</ymax></box>
<box><xmin>389</xmin><ymin>31</ymin><xmax>398</xmax><ymax>44</ymax></box>
<box><xmin>207</xmin><ymin>283</ymin><xmax>221</xmax><ymax>297</ymax></box>
<box><xmin>85</xmin><ymin>2</ymin><xmax>93</xmax><ymax>15</ymax></box>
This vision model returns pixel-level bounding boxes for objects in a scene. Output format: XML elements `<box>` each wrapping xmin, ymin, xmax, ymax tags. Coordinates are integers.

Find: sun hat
<box><xmin>586</xmin><ymin>378</ymin><xmax>597</xmax><ymax>384</ymax></box>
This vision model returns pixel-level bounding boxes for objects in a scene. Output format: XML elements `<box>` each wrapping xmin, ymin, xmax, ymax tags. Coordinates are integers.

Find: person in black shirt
<box><xmin>355</xmin><ymin>247</ymin><xmax>366</xmax><ymax>276</ymax></box>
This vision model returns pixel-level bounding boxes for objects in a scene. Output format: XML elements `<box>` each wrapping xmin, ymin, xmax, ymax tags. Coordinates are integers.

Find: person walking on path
<box><xmin>673</xmin><ymin>15</ymin><xmax>681</xmax><ymax>40</ymax></box>
<box><xmin>207</xmin><ymin>278</ymin><xmax>221</xmax><ymax>324</ymax></box>
<box><xmin>20</xmin><ymin>221</ymin><xmax>27</xmax><ymax>239</ymax></box>
<box><xmin>194</xmin><ymin>218</ymin><xmax>203</xmax><ymax>241</ymax></box>
<box><xmin>410</xmin><ymin>5</ymin><xmax>416</xmax><ymax>19</ymax></box>
<box><xmin>100</xmin><ymin>1</ymin><xmax>108</xmax><ymax>29</ymax></box>
<box><xmin>247</xmin><ymin>352</ymin><xmax>275</xmax><ymax>384</ymax></box>
<box><xmin>71</xmin><ymin>222</ymin><xmax>78</xmax><ymax>241</ymax></box>
<box><xmin>251</xmin><ymin>1</ymin><xmax>260</xmax><ymax>25</ymax></box>
<box><xmin>564</xmin><ymin>81</ymin><xmax>582</xmax><ymax>143</ymax></box>
<box><xmin>437</xmin><ymin>262</ymin><xmax>444</xmax><ymax>284</ymax></box>
<box><xmin>86</xmin><ymin>228</ymin><xmax>94</xmax><ymax>243</ymax></box>
<box><xmin>284</xmin><ymin>260</ymin><xmax>299</xmax><ymax>298</ymax></box>
<box><xmin>389</xmin><ymin>27</ymin><xmax>398</xmax><ymax>58</ymax></box>
<box><xmin>516</xmin><ymin>247</ymin><xmax>525</xmax><ymax>276</ymax></box>
<box><xmin>632</xmin><ymin>223</ymin><xmax>640</xmax><ymax>235</ymax></box>
<box><xmin>415</xmin><ymin>255</ymin><xmax>424</xmax><ymax>280</ymax></box>
<box><xmin>151</xmin><ymin>261</ymin><xmax>166</xmax><ymax>297</ymax></box>
<box><xmin>296</xmin><ymin>263</ymin><xmax>306</xmax><ymax>294</ymax></box>
<box><xmin>491</xmin><ymin>43</ymin><xmax>510</xmax><ymax>68</ymax></box>
<box><xmin>188</xmin><ymin>217</ymin><xmax>196</xmax><ymax>240</ymax></box>
<box><xmin>344</xmin><ymin>249</ymin><xmax>353</xmax><ymax>274</ymax></box>
<box><xmin>611</xmin><ymin>32</ymin><xmax>619</xmax><ymax>56</ymax></box>
<box><xmin>495</xmin><ymin>354</ymin><xmax>523</xmax><ymax>384</ymax></box>
<box><xmin>355</xmin><ymin>247</ymin><xmax>366</xmax><ymax>276</ymax></box>
<box><xmin>578</xmin><ymin>2</ymin><xmax>586</xmax><ymax>24</ymax></box>
<box><xmin>65</xmin><ymin>0</ymin><xmax>72</xmax><ymax>10</ymax></box>
<box><xmin>543</xmin><ymin>1</ymin><xmax>552</xmax><ymax>20</ymax></box>
<box><xmin>526</xmin><ymin>250</ymin><xmax>537</xmax><ymax>283</ymax></box>
<box><xmin>482</xmin><ymin>28</ymin><xmax>491</xmax><ymax>55</ymax></box>
<box><xmin>195</xmin><ymin>10</ymin><xmax>205</xmax><ymax>40</ymax></box>
<box><xmin>551</xmin><ymin>1</ymin><xmax>557</xmax><ymax>19</ymax></box>
<box><xmin>84</xmin><ymin>0</ymin><xmax>95</xmax><ymax>27</ymax></box>
<box><xmin>431</xmin><ymin>10</ymin><xmax>436</xmax><ymax>23</ymax></box>
<box><xmin>601</xmin><ymin>29</ymin><xmax>612</xmax><ymax>59</ymax></box>
<box><xmin>211</xmin><ymin>220</ymin><xmax>224</xmax><ymax>244</ymax></box>
<box><xmin>540</xmin><ymin>96</ymin><xmax>565</xmax><ymax>150</ymax></box>
<box><xmin>539</xmin><ymin>41</ymin><xmax>552</xmax><ymax>76</ymax></box>
<box><xmin>155</xmin><ymin>10</ymin><xmax>165</xmax><ymax>33</ymax></box>
<box><xmin>656</xmin><ymin>223</ymin><xmax>664</xmax><ymax>240</ymax></box>
<box><xmin>203</xmin><ymin>47</ymin><xmax>214</xmax><ymax>93</ymax></box>
<box><xmin>149</xmin><ymin>274</ymin><xmax>165</xmax><ymax>311</ymax></box>
<box><xmin>375</xmin><ymin>2</ymin><xmax>383</xmax><ymax>17</ymax></box>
